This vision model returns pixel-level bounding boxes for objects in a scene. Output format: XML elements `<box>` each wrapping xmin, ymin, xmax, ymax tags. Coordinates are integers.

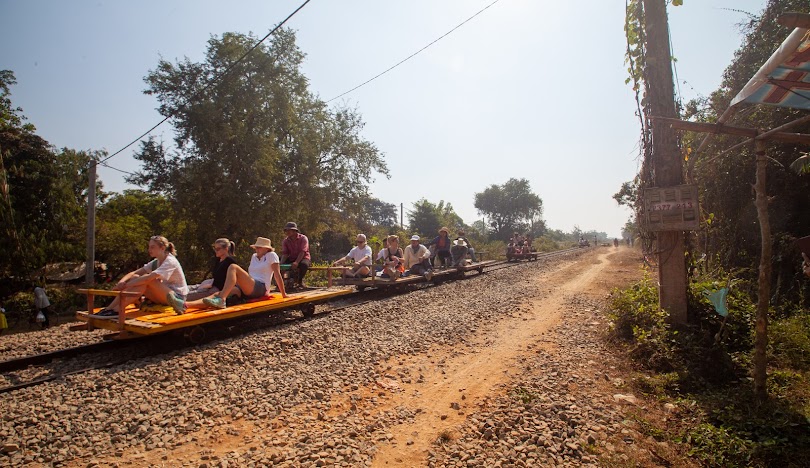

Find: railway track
<box><xmin>0</xmin><ymin>246</ymin><xmax>589</xmax><ymax>395</ymax></box>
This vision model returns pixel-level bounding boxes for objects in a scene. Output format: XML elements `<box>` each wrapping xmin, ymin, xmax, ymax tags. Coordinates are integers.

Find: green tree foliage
<box><xmin>95</xmin><ymin>190</ymin><xmax>185</xmax><ymax>276</ymax></box>
<box><xmin>130</xmin><ymin>30</ymin><xmax>388</xmax><ymax>253</ymax></box>
<box><xmin>407</xmin><ymin>199</ymin><xmax>465</xmax><ymax>237</ymax></box>
<box><xmin>684</xmin><ymin>0</ymin><xmax>810</xmax><ymax>306</ymax></box>
<box><xmin>474</xmin><ymin>178</ymin><xmax>543</xmax><ymax>241</ymax></box>
<box><xmin>359</xmin><ymin>197</ymin><xmax>397</xmax><ymax>230</ymax></box>
<box><xmin>0</xmin><ymin>71</ymin><xmax>97</xmax><ymax>277</ymax></box>
<box><xmin>407</xmin><ymin>199</ymin><xmax>442</xmax><ymax>237</ymax></box>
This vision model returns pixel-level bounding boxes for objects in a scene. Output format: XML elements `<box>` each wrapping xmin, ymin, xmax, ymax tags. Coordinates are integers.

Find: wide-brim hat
<box><xmin>439</xmin><ymin>227</ymin><xmax>450</xmax><ymax>234</ymax></box>
<box><xmin>283</xmin><ymin>222</ymin><xmax>299</xmax><ymax>231</ymax></box>
<box><xmin>453</xmin><ymin>239</ymin><xmax>468</xmax><ymax>247</ymax></box>
<box><xmin>250</xmin><ymin>237</ymin><xmax>273</xmax><ymax>249</ymax></box>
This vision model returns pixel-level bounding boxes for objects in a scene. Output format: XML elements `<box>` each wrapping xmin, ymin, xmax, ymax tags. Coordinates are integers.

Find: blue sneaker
<box><xmin>166</xmin><ymin>293</ymin><xmax>186</xmax><ymax>315</ymax></box>
<box><xmin>203</xmin><ymin>296</ymin><xmax>226</xmax><ymax>309</ymax></box>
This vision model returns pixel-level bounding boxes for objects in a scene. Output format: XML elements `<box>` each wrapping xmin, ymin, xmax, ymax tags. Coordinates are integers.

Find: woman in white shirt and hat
<box><xmin>169</xmin><ymin>237</ymin><xmax>288</xmax><ymax>311</ymax></box>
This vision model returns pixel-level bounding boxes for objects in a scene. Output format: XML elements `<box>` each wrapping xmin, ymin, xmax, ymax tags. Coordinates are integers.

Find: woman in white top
<box><xmin>332</xmin><ymin>233</ymin><xmax>373</xmax><ymax>278</ymax></box>
<box><xmin>201</xmin><ymin>237</ymin><xmax>288</xmax><ymax>309</ymax></box>
<box><xmin>95</xmin><ymin>235</ymin><xmax>188</xmax><ymax>317</ymax></box>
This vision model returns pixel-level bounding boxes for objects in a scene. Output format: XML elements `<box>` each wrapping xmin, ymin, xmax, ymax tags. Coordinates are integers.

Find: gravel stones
<box><xmin>0</xmin><ymin>251</ymin><xmax>591</xmax><ymax>466</ymax></box>
<box><xmin>426</xmin><ymin>296</ymin><xmax>642</xmax><ymax>467</ymax></box>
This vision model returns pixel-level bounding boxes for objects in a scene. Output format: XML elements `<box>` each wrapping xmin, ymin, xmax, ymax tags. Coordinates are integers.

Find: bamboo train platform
<box><xmin>334</xmin><ymin>260</ymin><xmax>498</xmax><ymax>290</ymax></box>
<box><xmin>75</xmin><ymin>287</ymin><xmax>351</xmax><ymax>338</ymax></box>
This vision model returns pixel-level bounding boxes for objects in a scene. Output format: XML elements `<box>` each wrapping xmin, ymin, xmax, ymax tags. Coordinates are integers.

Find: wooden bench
<box><xmin>77</xmin><ymin>288</ymin><xmax>143</xmax><ymax>331</ymax></box>
<box><xmin>307</xmin><ymin>266</ymin><xmax>355</xmax><ymax>287</ymax></box>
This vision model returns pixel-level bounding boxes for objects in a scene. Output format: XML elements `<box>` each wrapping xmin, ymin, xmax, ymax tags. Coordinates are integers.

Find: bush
<box><xmin>687</xmin><ymin>278</ymin><xmax>755</xmax><ymax>353</ymax></box>
<box><xmin>680</xmin><ymin>423</ymin><xmax>754</xmax><ymax>468</ymax></box>
<box><xmin>607</xmin><ymin>274</ymin><xmax>676</xmax><ymax>371</ymax></box>
<box><xmin>769</xmin><ymin>314</ymin><xmax>810</xmax><ymax>370</ymax></box>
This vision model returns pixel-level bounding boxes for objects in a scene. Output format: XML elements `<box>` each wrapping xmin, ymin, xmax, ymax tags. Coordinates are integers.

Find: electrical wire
<box><xmin>98</xmin><ymin>162</ymin><xmax>137</xmax><ymax>176</ymax></box>
<box><xmin>95</xmin><ymin>0</ymin><xmax>313</xmax><ymax>167</ymax></box>
<box><xmin>325</xmin><ymin>0</ymin><xmax>501</xmax><ymax>103</ymax></box>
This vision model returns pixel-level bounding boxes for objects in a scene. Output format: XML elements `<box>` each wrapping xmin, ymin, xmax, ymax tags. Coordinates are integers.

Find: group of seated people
<box><xmin>507</xmin><ymin>232</ymin><xmax>533</xmax><ymax>255</ymax></box>
<box><xmin>92</xmin><ymin>222</ymin><xmax>311</xmax><ymax>318</ymax></box>
<box><xmin>331</xmin><ymin>227</ymin><xmax>479</xmax><ymax>281</ymax></box>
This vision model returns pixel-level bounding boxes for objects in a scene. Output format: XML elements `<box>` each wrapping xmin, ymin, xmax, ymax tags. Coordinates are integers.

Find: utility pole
<box><xmin>85</xmin><ymin>160</ymin><xmax>96</xmax><ymax>285</ymax></box>
<box><xmin>400</xmin><ymin>203</ymin><xmax>404</xmax><ymax>229</ymax></box>
<box><xmin>643</xmin><ymin>0</ymin><xmax>687</xmax><ymax>324</ymax></box>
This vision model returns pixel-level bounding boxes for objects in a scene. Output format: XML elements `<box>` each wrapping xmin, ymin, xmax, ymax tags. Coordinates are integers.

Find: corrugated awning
<box><xmin>731</xmin><ymin>28</ymin><xmax>810</xmax><ymax>110</ymax></box>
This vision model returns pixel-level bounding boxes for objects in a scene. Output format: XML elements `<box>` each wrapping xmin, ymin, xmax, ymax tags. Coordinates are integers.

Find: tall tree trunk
<box><xmin>642</xmin><ymin>0</ymin><xmax>688</xmax><ymax>324</ymax></box>
<box><xmin>753</xmin><ymin>139</ymin><xmax>771</xmax><ymax>401</ymax></box>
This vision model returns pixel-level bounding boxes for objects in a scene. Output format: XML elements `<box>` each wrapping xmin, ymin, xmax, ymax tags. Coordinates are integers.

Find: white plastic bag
<box><xmin>35</xmin><ymin>311</ymin><xmax>45</xmax><ymax>323</ymax></box>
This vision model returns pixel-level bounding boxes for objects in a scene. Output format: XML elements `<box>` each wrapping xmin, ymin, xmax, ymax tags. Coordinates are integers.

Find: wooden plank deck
<box><xmin>336</xmin><ymin>260</ymin><xmax>498</xmax><ymax>287</ymax></box>
<box><xmin>76</xmin><ymin>288</ymin><xmax>351</xmax><ymax>336</ymax></box>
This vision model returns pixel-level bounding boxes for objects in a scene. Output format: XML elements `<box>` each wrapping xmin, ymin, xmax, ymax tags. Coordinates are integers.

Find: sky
<box><xmin>0</xmin><ymin>0</ymin><xmax>768</xmax><ymax>238</ymax></box>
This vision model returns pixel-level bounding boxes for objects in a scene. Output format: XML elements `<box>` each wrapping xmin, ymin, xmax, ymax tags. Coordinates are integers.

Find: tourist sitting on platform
<box><xmin>95</xmin><ymin>235</ymin><xmax>188</xmax><ymax>318</ymax></box>
<box><xmin>451</xmin><ymin>238</ymin><xmax>469</xmax><ymax>267</ymax></box>
<box><xmin>404</xmin><ymin>235</ymin><xmax>433</xmax><ymax>280</ymax></box>
<box><xmin>456</xmin><ymin>230</ymin><xmax>478</xmax><ymax>262</ymax></box>
<box><xmin>427</xmin><ymin>227</ymin><xmax>452</xmax><ymax>268</ymax></box>
<box><xmin>170</xmin><ymin>237</ymin><xmax>287</xmax><ymax>311</ymax></box>
<box><xmin>185</xmin><ymin>238</ymin><xmax>238</xmax><ymax>302</ymax></box>
<box><xmin>332</xmin><ymin>234</ymin><xmax>373</xmax><ymax>278</ymax></box>
<box><xmin>280</xmin><ymin>222</ymin><xmax>311</xmax><ymax>289</ymax></box>
<box><xmin>376</xmin><ymin>237</ymin><xmax>388</xmax><ymax>264</ymax></box>
<box><xmin>380</xmin><ymin>235</ymin><xmax>405</xmax><ymax>280</ymax></box>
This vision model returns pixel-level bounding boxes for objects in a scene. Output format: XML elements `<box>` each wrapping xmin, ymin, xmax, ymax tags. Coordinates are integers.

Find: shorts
<box><xmin>244</xmin><ymin>280</ymin><xmax>268</xmax><ymax>299</ymax></box>
<box><xmin>185</xmin><ymin>286</ymin><xmax>219</xmax><ymax>302</ymax></box>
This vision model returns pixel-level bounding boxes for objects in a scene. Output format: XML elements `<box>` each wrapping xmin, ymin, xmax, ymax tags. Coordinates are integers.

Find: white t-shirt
<box><xmin>345</xmin><ymin>245</ymin><xmax>372</xmax><ymax>265</ymax></box>
<box><xmin>144</xmin><ymin>254</ymin><xmax>189</xmax><ymax>296</ymax></box>
<box><xmin>34</xmin><ymin>287</ymin><xmax>51</xmax><ymax>309</ymax></box>
<box><xmin>249</xmin><ymin>251</ymin><xmax>280</xmax><ymax>287</ymax></box>
<box><xmin>403</xmin><ymin>244</ymin><xmax>429</xmax><ymax>269</ymax></box>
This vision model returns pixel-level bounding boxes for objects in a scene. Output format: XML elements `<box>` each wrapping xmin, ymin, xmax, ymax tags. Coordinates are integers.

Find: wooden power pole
<box><xmin>643</xmin><ymin>0</ymin><xmax>688</xmax><ymax>324</ymax></box>
<box><xmin>85</xmin><ymin>160</ymin><xmax>96</xmax><ymax>285</ymax></box>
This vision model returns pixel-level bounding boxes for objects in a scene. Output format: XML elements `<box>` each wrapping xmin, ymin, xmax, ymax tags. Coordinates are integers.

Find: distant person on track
<box><xmin>280</xmin><ymin>222</ymin><xmax>311</xmax><ymax>290</ymax></box>
<box><xmin>332</xmin><ymin>234</ymin><xmax>373</xmax><ymax>278</ymax></box>
<box><xmin>427</xmin><ymin>227</ymin><xmax>452</xmax><ymax>268</ymax></box>
<box><xmin>171</xmin><ymin>237</ymin><xmax>287</xmax><ymax>311</ymax></box>
<box><xmin>403</xmin><ymin>235</ymin><xmax>433</xmax><ymax>280</ymax></box>
<box><xmin>94</xmin><ymin>236</ymin><xmax>188</xmax><ymax>318</ymax></box>
<box><xmin>184</xmin><ymin>238</ymin><xmax>238</xmax><ymax>302</ymax></box>
<box><xmin>456</xmin><ymin>230</ymin><xmax>478</xmax><ymax>262</ymax></box>
<box><xmin>451</xmin><ymin>238</ymin><xmax>469</xmax><ymax>267</ymax></box>
<box><xmin>380</xmin><ymin>235</ymin><xmax>405</xmax><ymax>280</ymax></box>
<box><xmin>33</xmin><ymin>278</ymin><xmax>51</xmax><ymax>328</ymax></box>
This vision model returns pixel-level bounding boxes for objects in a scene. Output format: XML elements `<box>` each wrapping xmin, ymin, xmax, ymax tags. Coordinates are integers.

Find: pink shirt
<box><xmin>282</xmin><ymin>232</ymin><xmax>311</xmax><ymax>262</ymax></box>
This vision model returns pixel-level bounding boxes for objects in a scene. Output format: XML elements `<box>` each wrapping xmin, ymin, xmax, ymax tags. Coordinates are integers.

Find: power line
<box><xmin>98</xmin><ymin>161</ymin><xmax>136</xmax><ymax>176</ymax></box>
<box><xmin>96</xmin><ymin>0</ymin><xmax>313</xmax><ymax>167</ymax></box>
<box><xmin>325</xmin><ymin>0</ymin><xmax>502</xmax><ymax>103</ymax></box>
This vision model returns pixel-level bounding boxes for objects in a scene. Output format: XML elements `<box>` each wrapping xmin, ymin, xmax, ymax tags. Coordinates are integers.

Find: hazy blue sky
<box><xmin>0</xmin><ymin>0</ymin><xmax>767</xmax><ymax>237</ymax></box>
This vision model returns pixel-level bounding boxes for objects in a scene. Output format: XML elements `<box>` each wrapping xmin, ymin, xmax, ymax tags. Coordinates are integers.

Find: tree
<box><xmin>96</xmin><ymin>190</ymin><xmax>182</xmax><ymax>276</ymax></box>
<box><xmin>474</xmin><ymin>178</ymin><xmax>543</xmax><ymax>240</ymax></box>
<box><xmin>0</xmin><ymin>71</ymin><xmax>97</xmax><ymax>277</ymax></box>
<box><xmin>360</xmin><ymin>197</ymin><xmax>397</xmax><ymax>229</ymax></box>
<box><xmin>407</xmin><ymin>199</ymin><xmax>466</xmax><ymax>237</ymax></box>
<box><xmin>408</xmin><ymin>199</ymin><xmax>442</xmax><ymax>237</ymax></box>
<box><xmin>129</xmin><ymin>30</ymin><xmax>388</xmax><ymax>254</ymax></box>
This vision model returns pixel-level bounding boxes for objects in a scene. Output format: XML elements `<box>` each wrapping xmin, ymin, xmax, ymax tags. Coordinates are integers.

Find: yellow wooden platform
<box><xmin>75</xmin><ymin>288</ymin><xmax>351</xmax><ymax>336</ymax></box>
